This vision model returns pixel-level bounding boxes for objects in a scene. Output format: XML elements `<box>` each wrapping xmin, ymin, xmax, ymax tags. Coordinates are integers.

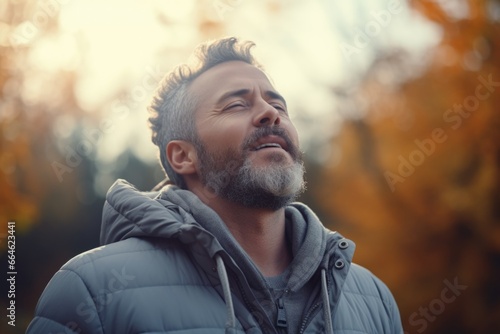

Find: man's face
<box><xmin>189</xmin><ymin>61</ymin><xmax>305</xmax><ymax>209</ymax></box>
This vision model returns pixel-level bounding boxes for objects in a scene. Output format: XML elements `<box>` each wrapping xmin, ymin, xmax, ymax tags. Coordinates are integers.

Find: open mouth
<box><xmin>255</xmin><ymin>143</ymin><xmax>283</xmax><ymax>150</ymax></box>
<box><xmin>251</xmin><ymin>135</ymin><xmax>289</xmax><ymax>152</ymax></box>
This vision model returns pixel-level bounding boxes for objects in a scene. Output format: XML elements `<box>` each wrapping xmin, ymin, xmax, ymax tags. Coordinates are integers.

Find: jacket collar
<box><xmin>101</xmin><ymin>179</ymin><xmax>356</xmax><ymax>289</ymax></box>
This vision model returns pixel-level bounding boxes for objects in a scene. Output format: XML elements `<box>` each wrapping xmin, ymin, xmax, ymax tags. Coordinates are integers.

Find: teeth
<box><xmin>256</xmin><ymin>143</ymin><xmax>282</xmax><ymax>150</ymax></box>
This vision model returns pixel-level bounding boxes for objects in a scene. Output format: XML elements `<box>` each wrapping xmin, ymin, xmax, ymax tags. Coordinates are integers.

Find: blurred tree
<box><xmin>315</xmin><ymin>0</ymin><xmax>500</xmax><ymax>333</ymax></box>
<box><xmin>0</xmin><ymin>0</ymin><xmax>228</xmax><ymax>331</ymax></box>
<box><xmin>0</xmin><ymin>2</ymin><xmax>100</xmax><ymax>332</ymax></box>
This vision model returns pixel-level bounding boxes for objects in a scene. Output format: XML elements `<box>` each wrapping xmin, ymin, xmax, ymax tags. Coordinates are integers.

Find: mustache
<box><xmin>242</xmin><ymin>126</ymin><xmax>302</xmax><ymax>161</ymax></box>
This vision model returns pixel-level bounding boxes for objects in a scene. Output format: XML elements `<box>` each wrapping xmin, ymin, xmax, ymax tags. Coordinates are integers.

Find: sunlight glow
<box><xmin>25</xmin><ymin>0</ymin><xmax>440</xmax><ymax>172</ymax></box>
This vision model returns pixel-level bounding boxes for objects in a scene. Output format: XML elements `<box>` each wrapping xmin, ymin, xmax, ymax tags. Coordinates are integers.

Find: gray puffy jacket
<box><xmin>27</xmin><ymin>180</ymin><xmax>403</xmax><ymax>333</ymax></box>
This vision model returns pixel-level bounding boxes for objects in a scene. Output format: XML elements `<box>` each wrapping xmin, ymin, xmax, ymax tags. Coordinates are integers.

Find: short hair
<box><xmin>148</xmin><ymin>37</ymin><xmax>261</xmax><ymax>189</ymax></box>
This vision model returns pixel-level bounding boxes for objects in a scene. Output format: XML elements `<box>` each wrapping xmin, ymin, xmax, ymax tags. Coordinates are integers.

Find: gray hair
<box><xmin>148</xmin><ymin>37</ymin><xmax>261</xmax><ymax>189</ymax></box>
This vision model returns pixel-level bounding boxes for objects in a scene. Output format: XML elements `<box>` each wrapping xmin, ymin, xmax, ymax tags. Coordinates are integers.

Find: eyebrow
<box><xmin>216</xmin><ymin>89</ymin><xmax>250</xmax><ymax>104</ymax></box>
<box><xmin>265</xmin><ymin>90</ymin><xmax>287</xmax><ymax>108</ymax></box>
<box><xmin>216</xmin><ymin>88</ymin><xmax>287</xmax><ymax>107</ymax></box>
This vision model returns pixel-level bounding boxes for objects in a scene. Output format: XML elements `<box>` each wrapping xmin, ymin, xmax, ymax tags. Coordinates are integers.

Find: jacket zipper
<box><xmin>230</xmin><ymin>269</ymin><xmax>277</xmax><ymax>333</ymax></box>
<box><xmin>276</xmin><ymin>297</ymin><xmax>287</xmax><ymax>328</ymax></box>
<box><xmin>300</xmin><ymin>265</ymin><xmax>335</xmax><ymax>333</ymax></box>
<box><xmin>298</xmin><ymin>302</ymin><xmax>321</xmax><ymax>334</ymax></box>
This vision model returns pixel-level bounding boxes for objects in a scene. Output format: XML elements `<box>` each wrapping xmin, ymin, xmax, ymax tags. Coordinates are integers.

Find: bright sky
<box><xmin>20</xmin><ymin>0</ymin><xmax>440</xmax><ymax>190</ymax></box>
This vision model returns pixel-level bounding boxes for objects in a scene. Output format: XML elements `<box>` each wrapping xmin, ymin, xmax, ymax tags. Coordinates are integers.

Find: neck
<box><xmin>194</xmin><ymin>188</ymin><xmax>291</xmax><ymax>277</ymax></box>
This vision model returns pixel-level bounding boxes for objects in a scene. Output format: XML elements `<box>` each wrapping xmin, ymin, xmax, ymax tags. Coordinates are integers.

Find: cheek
<box><xmin>197</xmin><ymin>117</ymin><xmax>248</xmax><ymax>150</ymax></box>
<box><xmin>283</xmin><ymin>120</ymin><xmax>300</xmax><ymax>147</ymax></box>
<box><xmin>292</xmin><ymin>126</ymin><xmax>299</xmax><ymax>144</ymax></box>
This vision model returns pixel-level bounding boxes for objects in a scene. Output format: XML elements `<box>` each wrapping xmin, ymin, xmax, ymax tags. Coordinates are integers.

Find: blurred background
<box><xmin>0</xmin><ymin>0</ymin><xmax>499</xmax><ymax>332</ymax></box>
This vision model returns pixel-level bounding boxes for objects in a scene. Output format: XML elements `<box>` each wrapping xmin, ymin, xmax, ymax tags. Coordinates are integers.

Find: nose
<box><xmin>253</xmin><ymin>101</ymin><xmax>281</xmax><ymax>127</ymax></box>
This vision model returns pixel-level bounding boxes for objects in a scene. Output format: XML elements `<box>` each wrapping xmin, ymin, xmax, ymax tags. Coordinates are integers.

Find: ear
<box><xmin>166</xmin><ymin>140</ymin><xmax>198</xmax><ymax>176</ymax></box>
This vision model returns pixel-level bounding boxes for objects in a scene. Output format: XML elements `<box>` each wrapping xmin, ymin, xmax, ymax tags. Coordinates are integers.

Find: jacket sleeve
<box><xmin>386</xmin><ymin>285</ymin><xmax>404</xmax><ymax>334</ymax></box>
<box><xmin>344</xmin><ymin>264</ymin><xmax>404</xmax><ymax>334</ymax></box>
<box><xmin>27</xmin><ymin>268</ymin><xmax>104</xmax><ymax>334</ymax></box>
<box><xmin>369</xmin><ymin>272</ymin><xmax>404</xmax><ymax>334</ymax></box>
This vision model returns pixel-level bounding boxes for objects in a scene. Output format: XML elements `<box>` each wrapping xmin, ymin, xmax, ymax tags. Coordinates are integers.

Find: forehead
<box><xmin>188</xmin><ymin>61</ymin><xmax>275</xmax><ymax>104</ymax></box>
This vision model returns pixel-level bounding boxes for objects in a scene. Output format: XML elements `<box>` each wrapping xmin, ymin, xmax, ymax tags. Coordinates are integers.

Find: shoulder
<box><xmin>336</xmin><ymin>263</ymin><xmax>403</xmax><ymax>333</ymax></box>
<box><xmin>63</xmin><ymin>237</ymin><xmax>175</xmax><ymax>270</ymax></box>
<box><xmin>344</xmin><ymin>263</ymin><xmax>394</xmax><ymax>302</ymax></box>
<box><xmin>61</xmin><ymin>237</ymin><xmax>196</xmax><ymax>289</ymax></box>
<box><xmin>28</xmin><ymin>237</ymin><xmax>208</xmax><ymax>333</ymax></box>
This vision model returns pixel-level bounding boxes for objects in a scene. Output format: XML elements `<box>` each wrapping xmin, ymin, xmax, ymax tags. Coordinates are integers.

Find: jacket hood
<box><xmin>101</xmin><ymin>179</ymin><xmax>225</xmax><ymax>258</ymax></box>
<box><xmin>101</xmin><ymin>178</ymin><xmax>356</xmax><ymax>274</ymax></box>
<box><xmin>101</xmin><ymin>179</ymin><xmax>354</xmax><ymax>269</ymax></box>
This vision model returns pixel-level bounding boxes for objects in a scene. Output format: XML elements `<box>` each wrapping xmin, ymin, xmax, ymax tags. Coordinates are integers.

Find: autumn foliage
<box><xmin>315</xmin><ymin>1</ymin><xmax>500</xmax><ymax>332</ymax></box>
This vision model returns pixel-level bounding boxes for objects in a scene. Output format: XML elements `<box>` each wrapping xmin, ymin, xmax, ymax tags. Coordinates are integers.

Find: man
<box><xmin>28</xmin><ymin>37</ymin><xmax>403</xmax><ymax>333</ymax></box>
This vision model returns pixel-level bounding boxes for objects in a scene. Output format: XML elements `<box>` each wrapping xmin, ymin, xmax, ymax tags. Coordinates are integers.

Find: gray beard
<box><xmin>196</xmin><ymin>143</ymin><xmax>306</xmax><ymax>210</ymax></box>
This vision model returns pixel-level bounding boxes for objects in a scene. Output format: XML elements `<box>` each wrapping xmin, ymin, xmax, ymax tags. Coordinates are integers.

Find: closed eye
<box><xmin>225</xmin><ymin>101</ymin><xmax>247</xmax><ymax>111</ymax></box>
<box><xmin>271</xmin><ymin>103</ymin><xmax>287</xmax><ymax>113</ymax></box>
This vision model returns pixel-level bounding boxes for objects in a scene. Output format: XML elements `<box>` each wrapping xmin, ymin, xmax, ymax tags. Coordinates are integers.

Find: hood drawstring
<box><xmin>321</xmin><ymin>268</ymin><xmax>334</xmax><ymax>334</ymax></box>
<box><xmin>215</xmin><ymin>254</ymin><xmax>334</xmax><ymax>334</ymax></box>
<box><xmin>215</xmin><ymin>254</ymin><xmax>237</xmax><ymax>334</ymax></box>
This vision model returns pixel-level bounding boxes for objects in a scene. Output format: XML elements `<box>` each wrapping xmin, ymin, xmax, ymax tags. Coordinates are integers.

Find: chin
<box><xmin>251</xmin><ymin>151</ymin><xmax>292</xmax><ymax>165</ymax></box>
